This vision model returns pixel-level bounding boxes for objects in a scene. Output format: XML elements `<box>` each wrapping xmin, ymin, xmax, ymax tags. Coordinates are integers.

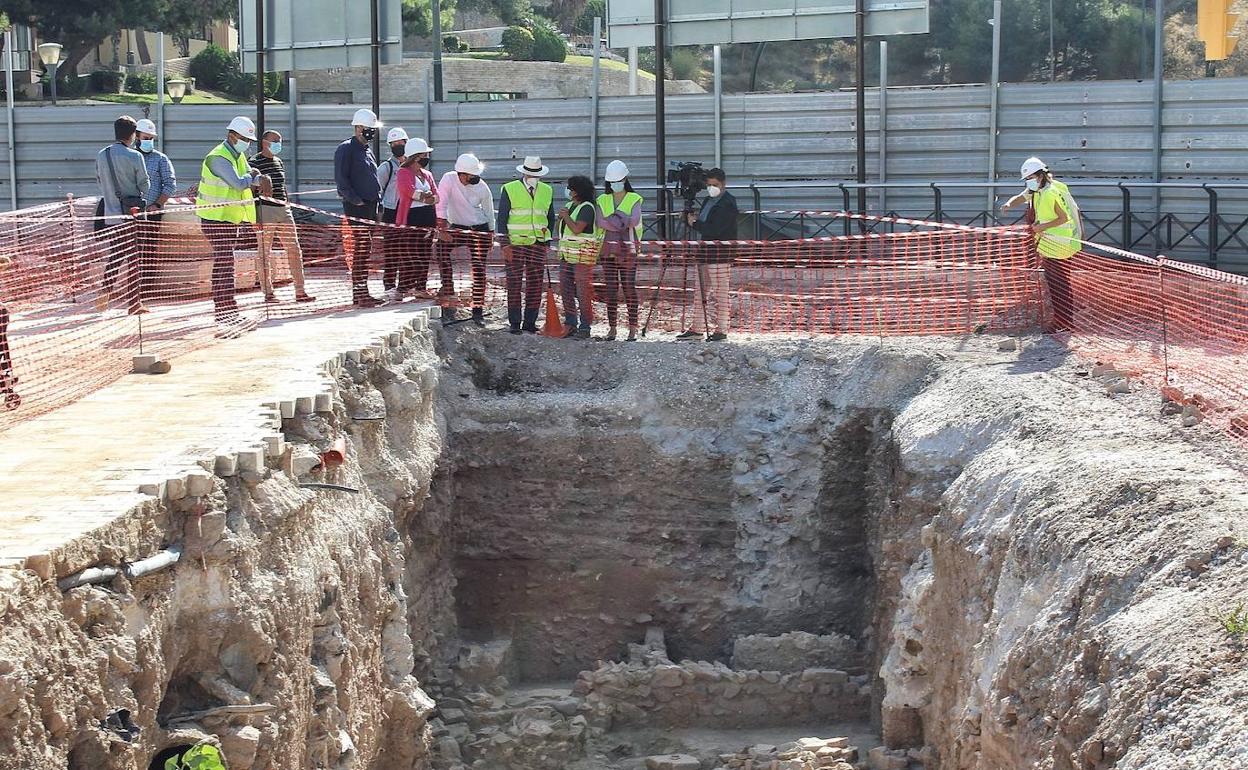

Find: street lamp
<box><xmin>36</xmin><ymin>42</ymin><xmax>62</xmax><ymax>105</ymax></box>
<box><xmin>166</xmin><ymin>78</ymin><xmax>188</xmax><ymax>104</ymax></box>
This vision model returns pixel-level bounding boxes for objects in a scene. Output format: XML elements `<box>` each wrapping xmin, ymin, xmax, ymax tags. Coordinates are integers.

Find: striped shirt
<box><xmin>248</xmin><ymin>152</ymin><xmax>289</xmax><ymax>205</ymax></box>
<box><xmin>139</xmin><ymin>149</ymin><xmax>176</xmax><ymax>206</ymax></box>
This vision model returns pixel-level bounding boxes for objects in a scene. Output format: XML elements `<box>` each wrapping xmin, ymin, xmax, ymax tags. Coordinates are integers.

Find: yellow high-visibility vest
<box><xmin>557</xmin><ymin>201</ymin><xmax>602</xmax><ymax>265</ymax></box>
<box><xmin>596</xmin><ymin>191</ymin><xmax>643</xmax><ymax>241</ymax></box>
<box><xmin>502</xmin><ymin>179</ymin><xmax>553</xmax><ymax>245</ymax></box>
<box><xmin>1032</xmin><ymin>179</ymin><xmax>1081</xmax><ymax>260</ymax></box>
<box><xmin>196</xmin><ymin>143</ymin><xmax>256</xmax><ymax>224</ymax></box>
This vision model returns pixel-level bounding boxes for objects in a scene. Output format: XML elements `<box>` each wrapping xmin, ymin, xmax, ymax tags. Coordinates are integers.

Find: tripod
<box><xmin>641</xmin><ymin>194</ymin><xmax>711</xmax><ymax>338</ymax></box>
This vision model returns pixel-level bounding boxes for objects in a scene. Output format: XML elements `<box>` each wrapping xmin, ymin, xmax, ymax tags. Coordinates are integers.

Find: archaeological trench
<box><xmin>2</xmin><ymin>320</ymin><xmax>1247</xmax><ymax>770</ymax></box>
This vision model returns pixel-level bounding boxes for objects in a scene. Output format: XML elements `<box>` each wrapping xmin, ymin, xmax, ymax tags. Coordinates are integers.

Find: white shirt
<box><xmin>436</xmin><ymin>170</ymin><xmax>494</xmax><ymax>227</ymax></box>
<box><xmin>409</xmin><ymin>168</ymin><xmax>434</xmax><ymax>207</ymax></box>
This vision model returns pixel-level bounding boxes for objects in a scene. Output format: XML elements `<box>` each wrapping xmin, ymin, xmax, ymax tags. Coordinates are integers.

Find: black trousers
<box><xmin>506</xmin><ymin>243</ymin><xmax>547</xmax><ymax>328</ymax></box>
<box><xmin>343</xmin><ymin>200</ymin><xmax>378</xmax><ymax>301</ymax></box>
<box><xmin>437</xmin><ymin>224</ymin><xmax>491</xmax><ymax>310</ymax></box>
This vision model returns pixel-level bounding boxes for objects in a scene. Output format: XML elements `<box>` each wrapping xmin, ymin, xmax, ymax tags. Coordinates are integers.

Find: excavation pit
<box><xmin>2</xmin><ymin>310</ymin><xmax>1247</xmax><ymax>770</ymax></box>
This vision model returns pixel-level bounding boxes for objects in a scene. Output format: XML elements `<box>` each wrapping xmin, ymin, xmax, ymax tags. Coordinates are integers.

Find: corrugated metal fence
<box><xmin>3</xmin><ymin>77</ymin><xmax>1247</xmax><ymax>266</ymax></box>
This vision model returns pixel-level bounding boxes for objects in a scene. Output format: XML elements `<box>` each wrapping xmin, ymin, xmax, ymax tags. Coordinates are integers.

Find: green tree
<box><xmin>402</xmin><ymin>0</ymin><xmax>458</xmax><ymax>39</ymax></box>
<box><xmin>573</xmin><ymin>0</ymin><xmax>605</xmax><ymax>35</ymax></box>
<box><xmin>530</xmin><ymin>17</ymin><xmax>567</xmax><ymax>62</ymax></box>
<box><xmin>0</xmin><ymin>0</ymin><xmax>234</xmax><ymax>90</ymax></box>
<box><xmin>501</xmin><ymin>25</ymin><xmax>534</xmax><ymax>60</ymax></box>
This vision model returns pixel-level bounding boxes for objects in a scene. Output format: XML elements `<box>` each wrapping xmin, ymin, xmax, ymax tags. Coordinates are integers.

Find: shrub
<box><xmin>530</xmin><ymin>19</ymin><xmax>568</xmax><ymax>63</ymax></box>
<box><xmin>188</xmin><ymin>43</ymin><xmax>235</xmax><ymax>90</ymax></box>
<box><xmin>224</xmin><ymin>70</ymin><xmax>281</xmax><ymax>100</ymax></box>
<box><xmin>501</xmin><ymin>25</ymin><xmax>534</xmax><ymax>61</ymax></box>
<box><xmin>442</xmin><ymin>35</ymin><xmax>460</xmax><ymax>53</ymax></box>
<box><xmin>89</xmin><ymin>69</ymin><xmax>125</xmax><ymax>94</ymax></box>
<box><xmin>458</xmin><ymin>41</ymin><xmax>470</xmax><ymax>52</ymax></box>
<box><xmin>125</xmin><ymin>73</ymin><xmax>159</xmax><ymax>94</ymax></box>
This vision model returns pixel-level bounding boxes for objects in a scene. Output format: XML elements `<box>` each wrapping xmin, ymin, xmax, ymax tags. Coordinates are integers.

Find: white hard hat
<box><xmin>604</xmin><ymin>159</ymin><xmax>630</xmax><ymax>183</ymax></box>
<box><xmin>1020</xmin><ymin>156</ymin><xmax>1048</xmax><ymax>179</ymax></box>
<box><xmin>351</xmin><ymin>108</ymin><xmax>382</xmax><ymax>128</ymax></box>
<box><xmin>386</xmin><ymin>127</ymin><xmax>409</xmax><ymax>143</ymax></box>
<box><xmin>455</xmin><ymin>153</ymin><xmax>484</xmax><ymax>175</ymax></box>
<box><xmin>227</xmin><ymin>116</ymin><xmax>258</xmax><ymax>141</ymax></box>
<box><xmin>404</xmin><ymin>137</ymin><xmax>433</xmax><ymax>157</ymax></box>
<box><xmin>135</xmin><ymin>118</ymin><xmax>157</xmax><ymax>136</ymax></box>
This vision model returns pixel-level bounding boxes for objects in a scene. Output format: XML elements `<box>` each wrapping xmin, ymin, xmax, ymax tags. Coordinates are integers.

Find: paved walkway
<box><xmin>0</xmin><ymin>303</ymin><xmax>430</xmax><ymax>568</ymax></box>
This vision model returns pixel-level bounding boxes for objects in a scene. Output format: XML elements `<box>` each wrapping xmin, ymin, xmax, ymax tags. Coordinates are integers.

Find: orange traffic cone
<box><xmin>340</xmin><ymin>217</ymin><xmax>354</xmax><ymax>272</ymax></box>
<box><xmin>540</xmin><ymin>266</ymin><xmax>565</xmax><ymax>338</ymax></box>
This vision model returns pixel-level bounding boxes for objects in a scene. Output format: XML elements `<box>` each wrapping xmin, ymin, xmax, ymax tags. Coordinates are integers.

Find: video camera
<box><xmin>667</xmin><ymin>161</ymin><xmax>708</xmax><ymax>205</ymax></box>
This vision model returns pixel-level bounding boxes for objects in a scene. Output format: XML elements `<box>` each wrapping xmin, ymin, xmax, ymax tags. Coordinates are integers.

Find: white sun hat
<box><xmin>516</xmin><ymin>155</ymin><xmax>550</xmax><ymax>177</ymax></box>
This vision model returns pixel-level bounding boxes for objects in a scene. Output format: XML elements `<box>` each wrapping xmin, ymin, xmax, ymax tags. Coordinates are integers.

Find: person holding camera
<box><xmin>676</xmin><ymin>168</ymin><xmax>737</xmax><ymax>342</ymax></box>
<box><xmin>596</xmin><ymin>159</ymin><xmax>644</xmax><ymax>341</ymax></box>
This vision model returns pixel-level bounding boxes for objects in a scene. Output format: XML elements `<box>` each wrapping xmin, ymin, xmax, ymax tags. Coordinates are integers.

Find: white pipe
<box><xmin>57</xmin><ymin>546</ymin><xmax>183</xmax><ymax>591</ymax></box>
<box><xmin>713</xmin><ymin>45</ymin><xmax>722</xmax><ymax>169</ymax></box>
<box><xmin>628</xmin><ymin>46</ymin><xmax>638</xmax><ymax>96</ymax></box>
<box><xmin>156</xmin><ymin>32</ymin><xmax>165</xmax><ymax>149</ymax></box>
<box><xmin>5</xmin><ymin>29</ymin><xmax>16</xmax><ymax>211</ymax></box>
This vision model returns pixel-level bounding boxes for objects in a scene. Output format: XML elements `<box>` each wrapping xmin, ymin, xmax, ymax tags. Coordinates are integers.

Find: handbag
<box><xmin>95</xmin><ymin>145</ymin><xmax>145</xmax><ymax>232</ymax></box>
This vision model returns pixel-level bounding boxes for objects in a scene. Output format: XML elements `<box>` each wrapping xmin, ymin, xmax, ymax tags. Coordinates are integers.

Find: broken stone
<box><xmin>645</xmin><ymin>754</ymin><xmax>701</xmax><ymax>770</ymax></box>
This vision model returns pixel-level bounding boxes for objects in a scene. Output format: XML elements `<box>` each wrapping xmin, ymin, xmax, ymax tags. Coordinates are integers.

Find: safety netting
<box><xmin>0</xmin><ymin>195</ymin><xmax>1149</xmax><ymax>437</ymax></box>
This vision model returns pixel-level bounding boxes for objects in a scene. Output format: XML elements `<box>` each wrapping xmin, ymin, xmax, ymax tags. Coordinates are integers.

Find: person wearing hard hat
<box><xmin>497</xmin><ymin>156</ymin><xmax>556</xmax><ymax>334</ymax></box>
<box><xmin>392</xmin><ymin>139</ymin><xmax>439</xmax><ymax>298</ymax></box>
<box><xmin>334</xmin><ymin>108</ymin><xmax>384</xmax><ymax>306</ymax></box>
<box><xmin>1002</xmin><ymin>157</ymin><xmax>1083</xmax><ymax>331</ymax></box>
<box><xmin>134</xmin><ymin>118</ymin><xmax>176</xmax><ymax>307</ymax></box>
<box><xmin>250</xmin><ymin>130</ymin><xmax>315</xmax><ymax>304</ymax></box>
<box><xmin>195</xmin><ymin>115</ymin><xmax>269</xmax><ymax>330</ymax></box>
<box><xmin>377</xmin><ymin>126</ymin><xmax>411</xmax><ymax>298</ymax></box>
<box><xmin>595</xmin><ymin>159</ymin><xmax>644</xmax><ymax>341</ymax></box>
<box><xmin>556</xmin><ymin>174</ymin><xmax>600</xmax><ymax>340</ymax></box>
<box><xmin>435</xmin><ymin>153</ymin><xmax>494</xmax><ymax>326</ymax></box>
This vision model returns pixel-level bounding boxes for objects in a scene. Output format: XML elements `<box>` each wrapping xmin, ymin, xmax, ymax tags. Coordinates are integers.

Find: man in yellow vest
<box><xmin>497</xmin><ymin>155</ymin><xmax>556</xmax><ymax>334</ymax></box>
<box><xmin>1003</xmin><ymin>157</ymin><xmax>1082</xmax><ymax>331</ymax></box>
<box><xmin>196</xmin><ymin>116</ymin><xmax>269</xmax><ymax>332</ymax></box>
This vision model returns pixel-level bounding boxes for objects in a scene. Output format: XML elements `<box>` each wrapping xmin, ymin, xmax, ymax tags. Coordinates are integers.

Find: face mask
<box><xmin>362</xmin><ymin>128</ymin><xmax>378</xmax><ymax>141</ymax></box>
<box><xmin>1025</xmin><ymin>178</ymin><xmax>1041</xmax><ymax>192</ymax></box>
<box><xmin>707</xmin><ymin>184</ymin><xmax>722</xmax><ymax>198</ymax></box>
<box><xmin>391</xmin><ymin>143</ymin><xmax>406</xmax><ymax>157</ymax></box>
<box><xmin>565</xmin><ymin>188</ymin><xmax>573</xmax><ymax>202</ymax></box>
<box><xmin>138</xmin><ymin>139</ymin><xmax>154</xmax><ymax>153</ymax></box>
<box><xmin>268</xmin><ymin>141</ymin><xmax>283</xmax><ymax>155</ymax></box>
<box><xmin>232</xmin><ymin>139</ymin><xmax>251</xmax><ymax>154</ymax></box>
<box><xmin>417</xmin><ymin>157</ymin><xmax>430</xmax><ymax>168</ymax></box>
<box><xmin>468</xmin><ymin>175</ymin><xmax>481</xmax><ymax>185</ymax></box>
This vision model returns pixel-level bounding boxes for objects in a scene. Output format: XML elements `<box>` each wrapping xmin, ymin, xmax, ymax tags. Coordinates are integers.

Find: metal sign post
<box><xmin>240</xmin><ymin>0</ymin><xmax>402</xmax><ymax>73</ymax></box>
<box><xmin>256</xmin><ymin>0</ymin><xmax>266</xmax><ymax>139</ymax></box>
<box><xmin>654</xmin><ymin>0</ymin><xmax>668</xmax><ymax>237</ymax></box>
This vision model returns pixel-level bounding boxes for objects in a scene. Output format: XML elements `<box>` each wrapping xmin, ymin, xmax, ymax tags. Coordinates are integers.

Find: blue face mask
<box><xmin>232</xmin><ymin>138</ymin><xmax>251</xmax><ymax>155</ymax></box>
<box><xmin>1025</xmin><ymin>178</ymin><xmax>1041</xmax><ymax>192</ymax></box>
<box><xmin>268</xmin><ymin>141</ymin><xmax>283</xmax><ymax>155</ymax></box>
<box><xmin>138</xmin><ymin>138</ymin><xmax>154</xmax><ymax>153</ymax></box>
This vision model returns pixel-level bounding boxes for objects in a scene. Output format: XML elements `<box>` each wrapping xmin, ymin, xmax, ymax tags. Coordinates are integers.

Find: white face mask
<box><xmin>707</xmin><ymin>184</ymin><xmax>722</xmax><ymax>198</ymax></box>
<box><xmin>232</xmin><ymin>138</ymin><xmax>251</xmax><ymax>154</ymax></box>
<box><xmin>1025</xmin><ymin>178</ymin><xmax>1041</xmax><ymax>192</ymax></box>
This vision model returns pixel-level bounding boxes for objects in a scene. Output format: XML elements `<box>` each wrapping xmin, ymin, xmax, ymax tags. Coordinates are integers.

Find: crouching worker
<box><xmin>556</xmin><ymin>174</ymin><xmax>599</xmax><ymax>339</ymax></box>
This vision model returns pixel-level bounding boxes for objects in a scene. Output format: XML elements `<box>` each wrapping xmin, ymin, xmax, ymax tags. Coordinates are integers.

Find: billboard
<box><xmin>239</xmin><ymin>0</ymin><xmax>404</xmax><ymax>73</ymax></box>
<box><xmin>607</xmin><ymin>0</ymin><xmax>929</xmax><ymax>48</ymax></box>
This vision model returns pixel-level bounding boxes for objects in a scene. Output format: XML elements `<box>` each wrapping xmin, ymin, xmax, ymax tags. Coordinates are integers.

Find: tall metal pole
<box><xmin>156</xmin><ymin>32</ymin><xmax>165</xmax><ymax>149</ymax></box>
<box><xmin>287</xmin><ymin>76</ymin><xmax>299</xmax><ymax>193</ymax></box>
<box><xmin>1151</xmin><ymin>0</ymin><xmax>1163</xmax><ymax>251</ymax></box>
<box><xmin>1139</xmin><ymin>0</ymin><xmax>1148</xmax><ymax>78</ymax></box>
<box><xmin>855</xmin><ymin>0</ymin><xmax>867</xmax><ymax>214</ymax></box>
<box><xmin>628</xmin><ymin>46</ymin><xmax>639</xmax><ymax>96</ymax></box>
<box><xmin>5</xmin><ymin>29</ymin><xmax>17</xmax><ymax>211</ymax></box>
<box><xmin>590</xmin><ymin>16</ymin><xmax>602</xmax><ymax>179</ymax></box>
<box><xmin>878</xmin><ymin>40</ymin><xmax>888</xmax><ymax>216</ymax></box>
<box><xmin>654</xmin><ymin>0</ymin><xmax>668</xmax><ymax>237</ymax></box>
<box><xmin>713</xmin><ymin>44</ymin><xmax>722</xmax><ymax>169</ymax></box>
<box><xmin>431</xmin><ymin>0</ymin><xmax>444</xmax><ymax>101</ymax></box>
<box><xmin>1049</xmin><ymin>0</ymin><xmax>1055</xmax><ymax>81</ymax></box>
<box><xmin>255</xmin><ymin>0</ymin><xmax>265</xmax><ymax>139</ymax></box>
<box><xmin>370</xmin><ymin>0</ymin><xmax>381</xmax><ymax>157</ymax></box>
<box><xmin>988</xmin><ymin>0</ymin><xmax>1002</xmax><ymax>215</ymax></box>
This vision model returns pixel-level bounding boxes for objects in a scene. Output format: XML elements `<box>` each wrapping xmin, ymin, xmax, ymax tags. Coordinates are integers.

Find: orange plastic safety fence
<box><xmin>0</xmin><ymin>200</ymin><xmax>1045</xmax><ymax>432</ymax></box>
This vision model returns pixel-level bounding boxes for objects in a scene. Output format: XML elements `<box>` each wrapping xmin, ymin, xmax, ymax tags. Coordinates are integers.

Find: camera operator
<box><xmin>676</xmin><ymin>168</ymin><xmax>737</xmax><ymax>342</ymax></box>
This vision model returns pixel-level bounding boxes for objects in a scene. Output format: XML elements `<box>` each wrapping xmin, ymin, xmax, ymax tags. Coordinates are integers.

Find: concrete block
<box><xmin>263</xmin><ymin>435</ymin><xmax>285</xmax><ymax>458</ymax></box>
<box><xmin>314</xmin><ymin>392</ymin><xmax>333</xmax><ymax>413</ymax></box>
<box><xmin>388</xmin><ymin>332</ymin><xmax>403</xmax><ymax>347</ymax></box>
<box><xmin>346</xmin><ymin>350</ymin><xmax>361</xmax><ymax>364</ymax></box>
<box><xmin>186</xmin><ymin>471</ymin><xmax>213</xmax><ymax>496</ymax></box>
<box><xmin>279</xmin><ymin>400</ymin><xmax>296</xmax><ymax>419</ymax></box>
<box><xmin>132</xmin><ymin>354</ymin><xmax>157</xmax><ymax>373</ymax></box>
<box><xmin>165</xmin><ymin>475</ymin><xmax>188</xmax><ymax>500</ymax></box>
<box><xmin>644</xmin><ymin>755</ymin><xmax>700</xmax><ymax>770</ymax></box>
<box><xmin>295</xmin><ymin>395</ymin><xmax>315</xmax><ymax>415</ymax></box>
<box><xmin>426</xmin><ymin>305</ymin><xmax>441</xmax><ymax>320</ymax></box>
<box><xmin>214</xmin><ymin>453</ymin><xmax>238</xmax><ymax>477</ymax></box>
<box><xmin>236</xmin><ymin>449</ymin><xmax>264</xmax><ymax>473</ymax></box>
<box><xmin>24</xmin><ymin>553</ymin><xmax>53</xmax><ymax>580</ymax></box>
<box><xmin>137</xmin><ymin>479</ymin><xmax>166</xmax><ymax>498</ymax></box>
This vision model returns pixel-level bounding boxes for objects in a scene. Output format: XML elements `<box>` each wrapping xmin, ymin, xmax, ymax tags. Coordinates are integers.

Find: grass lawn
<box><xmin>449</xmin><ymin>51</ymin><xmax>507</xmax><ymax>60</ymax></box>
<box><xmin>90</xmin><ymin>89</ymin><xmax>243</xmax><ymax>105</ymax></box>
<box><xmin>566</xmin><ymin>54</ymin><xmax>655</xmax><ymax>79</ymax></box>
